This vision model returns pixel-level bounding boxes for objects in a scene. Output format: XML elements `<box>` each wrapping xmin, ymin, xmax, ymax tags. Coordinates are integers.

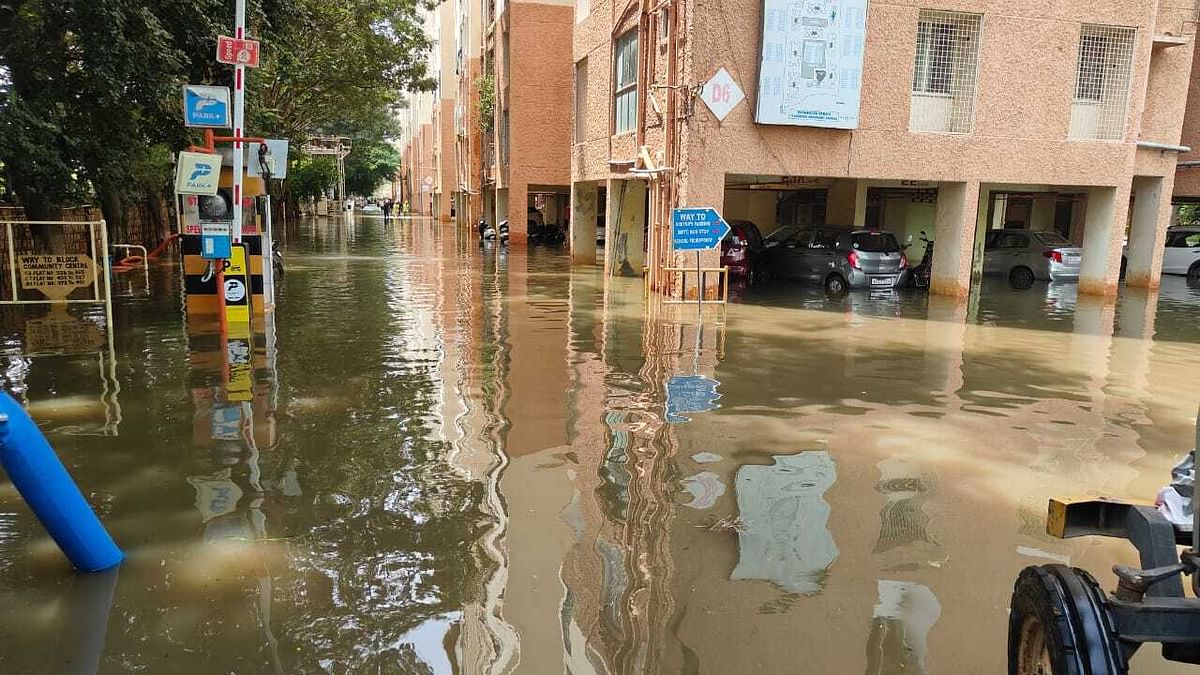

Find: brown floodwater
<box><xmin>0</xmin><ymin>216</ymin><xmax>1198</xmax><ymax>673</ymax></box>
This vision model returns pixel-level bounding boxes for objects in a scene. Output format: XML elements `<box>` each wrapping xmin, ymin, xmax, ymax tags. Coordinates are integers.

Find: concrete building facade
<box><xmin>401</xmin><ymin>0</ymin><xmax>576</xmax><ymax>241</ymax></box>
<box><xmin>571</xmin><ymin>0</ymin><xmax>1200</xmax><ymax>297</ymax></box>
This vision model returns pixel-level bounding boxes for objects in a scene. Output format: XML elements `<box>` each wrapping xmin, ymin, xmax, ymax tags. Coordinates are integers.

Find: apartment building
<box><xmin>571</xmin><ymin>0</ymin><xmax>1199</xmax><ymax>297</ymax></box>
<box><xmin>401</xmin><ymin>0</ymin><xmax>574</xmax><ymax>241</ymax></box>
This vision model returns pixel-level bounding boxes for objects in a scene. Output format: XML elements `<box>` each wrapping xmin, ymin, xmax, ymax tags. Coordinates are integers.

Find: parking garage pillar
<box><xmin>1079</xmin><ymin>184</ymin><xmax>1131</xmax><ymax>297</ymax></box>
<box><xmin>1125</xmin><ymin>176</ymin><xmax>1171</xmax><ymax>289</ymax></box>
<box><xmin>571</xmin><ymin>182</ymin><xmax>598</xmax><ymax>265</ymax></box>
<box><xmin>930</xmin><ymin>181</ymin><xmax>980</xmax><ymax>298</ymax></box>
<box><xmin>606</xmin><ymin>179</ymin><xmax>646</xmax><ymax>277</ymax></box>
<box><xmin>507</xmin><ymin>183</ymin><xmax>528</xmax><ymax>245</ymax></box>
<box><xmin>827</xmin><ymin>179</ymin><xmax>859</xmax><ymax>224</ymax></box>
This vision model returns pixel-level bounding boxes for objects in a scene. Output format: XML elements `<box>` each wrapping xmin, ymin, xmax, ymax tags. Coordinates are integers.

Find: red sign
<box><xmin>216</xmin><ymin>36</ymin><xmax>260</xmax><ymax>68</ymax></box>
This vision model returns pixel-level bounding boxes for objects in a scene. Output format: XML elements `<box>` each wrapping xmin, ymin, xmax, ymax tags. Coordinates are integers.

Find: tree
<box><xmin>287</xmin><ymin>155</ymin><xmax>337</xmax><ymax>201</ymax></box>
<box><xmin>344</xmin><ymin>140</ymin><xmax>401</xmax><ymax>197</ymax></box>
<box><xmin>0</xmin><ymin>0</ymin><xmax>435</xmax><ymax>229</ymax></box>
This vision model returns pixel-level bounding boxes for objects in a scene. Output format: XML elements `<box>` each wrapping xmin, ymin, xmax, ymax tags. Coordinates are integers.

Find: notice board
<box><xmin>755</xmin><ymin>0</ymin><xmax>870</xmax><ymax>129</ymax></box>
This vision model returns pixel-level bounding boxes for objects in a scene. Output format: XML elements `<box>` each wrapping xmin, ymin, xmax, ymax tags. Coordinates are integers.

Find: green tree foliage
<box><xmin>344</xmin><ymin>140</ymin><xmax>401</xmax><ymax>197</ymax></box>
<box><xmin>288</xmin><ymin>155</ymin><xmax>337</xmax><ymax>201</ymax></box>
<box><xmin>0</xmin><ymin>0</ymin><xmax>435</xmax><ymax>227</ymax></box>
<box><xmin>1178</xmin><ymin>204</ymin><xmax>1200</xmax><ymax>226</ymax></box>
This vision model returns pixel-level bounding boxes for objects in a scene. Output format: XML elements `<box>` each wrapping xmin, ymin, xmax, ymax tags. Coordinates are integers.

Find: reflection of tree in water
<box><xmin>732</xmin><ymin>451</ymin><xmax>838</xmax><ymax>595</ymax></box>
<box><xmin>872</xmin><ymin>458</ymin><xmax>937</xmax><ymax>554</ymax></box>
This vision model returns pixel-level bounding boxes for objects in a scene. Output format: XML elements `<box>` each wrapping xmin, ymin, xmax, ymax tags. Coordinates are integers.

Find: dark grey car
<box><xmin>765</xmin><ymin>227</ymin><xmax>908</xmax><ymax>294</ymax></box>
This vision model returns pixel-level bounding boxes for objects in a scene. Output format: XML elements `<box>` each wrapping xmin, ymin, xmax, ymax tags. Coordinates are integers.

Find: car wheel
<box><xmin>1009</xmin><ymin>266</ymin><xmax>1036</xmax><ymax>290</ymax></box>
<box><xmin>1188</xmin><ymin>261</ymin><xmax>1200</xmax><ymax>283</ymax></box>
<box><xmin>824</xmin><ymin>273</ymin><xmax>848</xmax><ymax>296</ymax></box>
<box><xmin>1008</xmin><ymin>565</ymin><xmax>1126</xmax><ymax>675</ymax></box>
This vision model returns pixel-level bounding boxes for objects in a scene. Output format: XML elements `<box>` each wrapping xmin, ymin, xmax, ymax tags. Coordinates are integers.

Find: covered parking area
<box><xmin>718</xmin><ymin>174</ymin><xmax>1160</xmax><ymax>311</ymax></box>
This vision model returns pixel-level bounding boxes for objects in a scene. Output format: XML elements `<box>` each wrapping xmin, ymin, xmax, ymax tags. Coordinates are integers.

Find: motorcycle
<box><xmin>906</xmin><ymin>230</ymin><xmax>933</xmax><ymax>289</ymax></box>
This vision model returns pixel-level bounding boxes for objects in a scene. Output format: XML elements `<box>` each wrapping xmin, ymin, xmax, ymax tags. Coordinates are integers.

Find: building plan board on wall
<box><xmin>756</xmin><ymin>0</ymin><xmax>869</xmax><ymax>129</ymax></box>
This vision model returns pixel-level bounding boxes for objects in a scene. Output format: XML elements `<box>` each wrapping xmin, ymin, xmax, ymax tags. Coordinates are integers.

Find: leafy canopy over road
<box><xmin>0</xmin><ymin>0</ymin><xmax>434</xmax><ymax>226</ymax></box>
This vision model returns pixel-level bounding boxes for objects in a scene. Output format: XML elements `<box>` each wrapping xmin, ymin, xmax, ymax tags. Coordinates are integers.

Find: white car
<box><xmin>360</xmin><ymin>203</ymin><xmax>383</xmax><ymax>215</ymax></box>
<box><xmin>1123</xmin><ymin>226</ymin><xmax>1200</xmax><ymax>281</ymax></box>
<box><xmin>1162</xmin><ymin>227</ymin><xmax>1200</xmax><ymax>280</ymax></box>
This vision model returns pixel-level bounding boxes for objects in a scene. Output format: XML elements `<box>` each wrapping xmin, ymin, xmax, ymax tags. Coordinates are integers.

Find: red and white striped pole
<box><xmin>231</xmin><ymin>0</ymin><xmax>247</xmax><ymax>244</ymax></box>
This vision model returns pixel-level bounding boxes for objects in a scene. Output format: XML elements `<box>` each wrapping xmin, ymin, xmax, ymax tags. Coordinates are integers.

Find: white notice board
<box><xmin>756</xmin><ymin>0</ymin><xmax>869</xmax><ymax>129</ymax></box>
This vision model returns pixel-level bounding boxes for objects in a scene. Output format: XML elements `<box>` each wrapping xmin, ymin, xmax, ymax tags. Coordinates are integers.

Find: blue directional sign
<box><xmin>665</xmin><ymin>375</ymin><xmax>721</xmax><ymax>423</ymax></box>
<box><xmin>672</xmin><ymin>207</ymin><xmax>731</xmax><ymax>251</ymax></box>
<box><xmin>183</xmin><ymin>85</ymin><xmax>231</xmax><ymax>128</ymax></box>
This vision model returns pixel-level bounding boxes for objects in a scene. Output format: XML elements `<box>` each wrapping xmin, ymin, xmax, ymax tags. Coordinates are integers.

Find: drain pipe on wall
<box><xmin>1137</xmin><ymin>140</ymin><xmax>1192</xmax><ymax>153</ymax></box>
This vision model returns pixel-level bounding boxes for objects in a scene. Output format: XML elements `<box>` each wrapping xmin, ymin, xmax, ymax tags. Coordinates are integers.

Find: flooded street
<box><xmin>1</xmin><ymin>216</ymin><xmax>1199</xmax><ymax>673</ymax></box>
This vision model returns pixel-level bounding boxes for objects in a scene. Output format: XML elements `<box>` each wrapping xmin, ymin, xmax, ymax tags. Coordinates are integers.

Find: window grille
<box><xmin>614</xmin><ymin>30</ymin><xmax>639</xmax><ymax>134</ymax></box>
<box><xmin>910</xmin><ymin>10</ymin><xmax>982</xmax><ymax>134</ymax></box>
<box><xmin>1069</xmin><ymin>24</ymin><xmax>1135</xmax><ymax>140</ymax></box>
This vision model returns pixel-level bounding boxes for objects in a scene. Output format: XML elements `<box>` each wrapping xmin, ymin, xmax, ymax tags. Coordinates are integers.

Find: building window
<box><xmin>1069</xmin><ymin>24</ymin><xmax>1135</xmax><ymax>141</ymax></box>
<box><xmin>575</xmin><ymin>58</ymin><xmax>589</xmax><ymax>143</ymax></box>
<box><xmin>614</xmin><ymin>30</ymin><xmax>638</xmax><ymax>135</ymax></box>
<box><xmin>909</xmin><ymin>10</ymin><xmax>981</xmax><ymax>134</ymax></box>
<box><xmin>501</xmin><ymin>109</ymin><xmax>510</xmax><ymax>165</ymax></box>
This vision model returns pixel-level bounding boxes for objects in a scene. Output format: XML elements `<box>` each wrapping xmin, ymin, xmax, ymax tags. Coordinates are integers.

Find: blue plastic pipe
<box><xmin>0</xmin><ymin>393</ymin><xmax>123</xmax><ymax>572</ymax></box>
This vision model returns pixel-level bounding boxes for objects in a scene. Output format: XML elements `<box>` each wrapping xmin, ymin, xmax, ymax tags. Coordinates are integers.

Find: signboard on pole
<box><xmin>665</xmin><ymin>375</ymin><xmax>722</xmax><ymax>423</ymax></box>
<box><xmin>216</xmin><ymin>36</ymin><xmax>260</xmax><ymax>67</ymax></box>
<box><xmin>17</xmin><ymin>255</ymin><xmax>96</xmax><ymax>300</ymax></box>
<box><xmin>671</xmin><ymin>208</ymin><xmax>730</xmax><ymax>251</ymax></box>
<box><xmin>182</xmin><ymin>85</ymin><xmax>230</xmax><ymax>128</ymax></box>
<box><xmin>175</xmin><ymin>152</ymin><xmax>220</xmax><ymax>195</ymax></box>
<box><xmin>701</xmin><ymin>68</ymin><xmax>745</xmax><ymax>122</ymax></box>
<box><xmin>246</xmin><ymin>139</ymin><xmax>290</xmax><ymax>179</ymax></box>
<box><xmin>755</xmin><ymin>0</ymin><xmax>869</xmax><ymax>129</ymax></box>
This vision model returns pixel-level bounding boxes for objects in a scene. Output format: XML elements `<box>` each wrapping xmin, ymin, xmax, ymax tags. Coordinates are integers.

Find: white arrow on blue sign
<box><xmin>183</xmin><ymin>85</ymin><xmax>231</xmax><ymax>129</ymax></box>
<box><xmin>671</xmin><ymin>207</ymin><xmax>731</xmax><ymax>251</ymax></box>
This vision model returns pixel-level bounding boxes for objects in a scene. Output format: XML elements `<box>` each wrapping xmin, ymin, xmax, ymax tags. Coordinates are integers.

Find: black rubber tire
<box><xmin>1009</xmin><ymin>266</ymin><xmax>1036</xmax><ymax>289</ymax></box>
<box><xmin>824</xmin><ymin>274</ymin><xmax>848</xmax><ymax>296</ymax></box>
<box><xmin>1008</xmin><ymin>565</ymin><xmax>1126</xmax><ymax>675</ymax></box>
<box><xmin>1188</xmin><ymin>261</ymin><xmax>1200</xmax><ymax>283</ymax></box>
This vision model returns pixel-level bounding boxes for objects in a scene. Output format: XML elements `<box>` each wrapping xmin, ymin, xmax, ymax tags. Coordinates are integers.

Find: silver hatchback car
<box><xmin>765</xmin><ymin>227</ymin><xmax>908</xmax><ymax>294</ymax></box>
<box><xmin>982</xmin><ymin>229</ymin><xmax>1083</xmax><ymax>286</ymax></box>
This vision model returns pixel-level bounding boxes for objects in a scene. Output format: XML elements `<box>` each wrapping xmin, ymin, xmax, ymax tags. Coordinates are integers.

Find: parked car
<box><xmin>764</xmin><ymin>227</ymin><xmax>908</xmax><ymax>294</ymax></box>
<box><xmin>721</xmin><ymin>219</ymin><xmax>767</xmax><ymax>283</ymax></box>
<box><xmin>1123</xmin><ymin>226</ymin><xmax>1200</xmax><ymax>281</ymax></box>
<box><xmin>982</xmin><ymin>229</ymin><xmax>1082</xmax><ymax>286</ymax></box>
<box><xmin>360</xmin><ymin>203</ymin><xmax>382</xmax><ymax>215</ymax></box>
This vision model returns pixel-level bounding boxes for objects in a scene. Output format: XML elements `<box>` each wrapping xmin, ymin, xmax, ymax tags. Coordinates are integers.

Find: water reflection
<box><xmin>1</xmin><ymin>217</ymin><xmax>1199</xmax><ymax>673</ymax></box>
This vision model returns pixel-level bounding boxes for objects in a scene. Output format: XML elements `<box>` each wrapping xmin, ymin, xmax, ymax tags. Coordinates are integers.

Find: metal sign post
<box><xmin>231</xmin><ymin>0</ymin><xmax>247</xmax><ymax>244</ymax></box>
<box><xmin>668</xmin><ymin>207</ymin><xmax>731</xmax><ymax>305</ymax></box>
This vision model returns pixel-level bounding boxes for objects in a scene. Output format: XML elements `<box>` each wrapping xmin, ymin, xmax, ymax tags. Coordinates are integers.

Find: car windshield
<box><xmin>1033</xmin><ymin>231</ymin><xmax>1073</xmax><ymax>247</ymax></box>
<box><xmin>765</xmin><ymin>225</ymin><xmax>801</xmax><ymax>244</ymax></box>
<box><xmin>850</xmin><ymin>231</ymin><xmax>900</xmax><ymax>253</ymax></box>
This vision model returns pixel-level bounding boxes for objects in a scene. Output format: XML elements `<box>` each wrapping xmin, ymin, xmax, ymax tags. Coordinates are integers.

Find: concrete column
<box><xmin>495</xmin><ymin>188</ymin><xmax>509</xmax><ymax>232</ymax></box>
<box><xmin>606</xmin><ymin>178</ymin><xmax>646</xmax><ymax>277</ymax></box>
<box><xmin>1069</xmin><ymin>194</ymin><xmax>1087</xmax><ymax>244</ymax></box>
<box><xmin>1030</xmin><ymin>193</ymin><xmax>1057</xmax><ymax>231</ymax></box>
<box><xmin>483</xmin><ymin>189</ymin><xmax>495</xmax><ymax>227</ymax></box>
<box><xmin>570</xmin><ymin>181</ymin><xmax>598</xmax><ymax>265</ymax></box>
<box><xmin>853</xmin><ymin>180</ymin><xmax>869</xmax><ymax>227</ymax></box>
<box><xmin>1079</xmin><ymin>184</ymin><xmax>1131</xmax><ymax>297</ymax></box>
<box><xmin>507</xmin><ymin>182</ymin><xmax>527</xmax><ymax>245</ymax></box>
<box><xmin>827</xmin><ymin>179</ymin><xmax>859</xmax><ymax>225</ymax></box>
<box><xmin>930</xmin><ymin>181</ymin><xmax>981</xmax><ymax>298</ymax></box>
<box><xmin>1126</xmin><ymin>175</ymin><xmax>1172</xmax><ymax>289</ymax></box>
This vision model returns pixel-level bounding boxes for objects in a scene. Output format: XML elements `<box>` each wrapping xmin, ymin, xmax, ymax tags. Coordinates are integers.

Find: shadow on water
<box><xmin>0</xmin><ymin>216</ymin><xmax>1197</xmax><ymax>673</ymax></box>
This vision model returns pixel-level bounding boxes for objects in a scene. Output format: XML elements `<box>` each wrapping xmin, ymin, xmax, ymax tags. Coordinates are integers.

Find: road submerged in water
<box><xmin>0</xmin><ymin>216</ymin><xmax>1198</xmax><ymax>673</ymax></box>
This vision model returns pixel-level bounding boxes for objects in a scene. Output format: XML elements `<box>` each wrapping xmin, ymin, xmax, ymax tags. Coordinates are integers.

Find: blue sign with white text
<box><xmin>665</xmin><ymin>375</ymin><xmax>722</xmax><ymax>423</ymax></box>
<box><xmin>184</xmin><ymin>85</ymin><xmax>230</xmax><ymax>128</ymax></box>
<box><xmin>671</xmin><ymin>208</ymin><xmax>731</xmax><ymax>251</ymax></box>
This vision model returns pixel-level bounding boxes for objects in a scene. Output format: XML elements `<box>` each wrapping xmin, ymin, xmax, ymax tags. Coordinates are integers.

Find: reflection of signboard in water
<box><xmin>23</xmin><ymin>310</ymin><xmax>105</xmax><ymax>355</ymax></box>
<box><xmin>226</xmin><ymin>338</ymin><xmax>253</xmax><ymax>402</ymax></box>
<box><xmin>210</xmin><ymin>403</ymin><xmax>243</xmax><ymax>440</ymax></box>
<box><xmin>18</xmin><ymin>254</ymin><xmax>96</xmax><ymax>300</ymax></box>
<box><xmin>665</xmin><ymin>375</ymin><xmax>722</xmax><ymax>423</ymax></box>
<box><xmin>187</xmin><ymin>471</ymin><xmax>244</xmax><ymax>522</ymax></box>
